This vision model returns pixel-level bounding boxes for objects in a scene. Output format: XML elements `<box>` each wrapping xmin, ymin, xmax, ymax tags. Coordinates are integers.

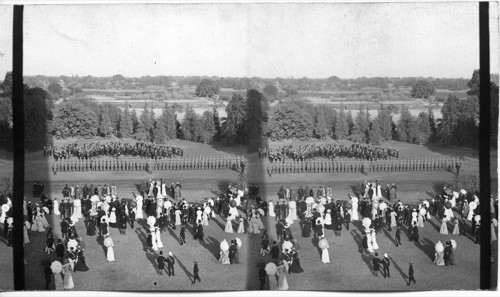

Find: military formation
<box><xmin>267</xmin><ymin>156</ymin><xmax>463</xmax><ymax>175</ymax></box>
<box><xmin>51</xmin><ymin>154</ymin><xmax>248</xmax><ymax>174</ymax></box>
<box><xmin>44</xmin><ymin>141</ymin><xmax>184</xmax><ymax>160</ymax></box>
<box><xmin>259</xmin><ymin>142</ymin><xmax>399</xmax><ymax>162</ymax></box>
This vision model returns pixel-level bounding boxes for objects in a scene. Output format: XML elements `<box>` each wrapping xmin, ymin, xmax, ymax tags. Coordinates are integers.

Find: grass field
<box><xmin>0</xmin><ymin>140</ymin><xmax>497</xmax><ymax>291</ymax></box>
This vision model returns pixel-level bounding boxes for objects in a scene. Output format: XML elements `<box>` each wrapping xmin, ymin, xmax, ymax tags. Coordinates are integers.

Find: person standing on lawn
<box><xmin>372</xmin><ymin>253</ymin><xmax>381</xmax><ymax>277</ymax></box>
<box><xmin>156</xmin><ymin>251</ymin><xmax>167</xmax><ymax>275</ymax></box>
<box><xmin>381</xmin><ymin>253</ymin><xmax>390</xmax><ymax>278</ymax></box>
<box><xmin>192</xmin><ymin>261</ymin><xmax>201</xmax><ymax>284</ymax></box>
<box><xmin>407</xmin><ymin>262</ymin><xmax>416</xmax><ymax>286</ymax></box>
<box><xmin>166</xmin><ymin>252</ymin><xmax>175</xmax><ymax>276</ymax></box>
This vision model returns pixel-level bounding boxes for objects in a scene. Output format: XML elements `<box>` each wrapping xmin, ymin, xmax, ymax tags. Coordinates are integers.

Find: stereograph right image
<box><xmin>0</xmin><ymin>1</ymin><xmax>498</xmax><ymax>292</ymax></box>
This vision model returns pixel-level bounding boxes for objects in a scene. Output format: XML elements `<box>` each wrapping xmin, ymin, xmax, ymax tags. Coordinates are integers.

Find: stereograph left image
<box><xmin>0</xmin><ymin>2</ymin><xmax>498</xmax><ymax>292</ymax></box>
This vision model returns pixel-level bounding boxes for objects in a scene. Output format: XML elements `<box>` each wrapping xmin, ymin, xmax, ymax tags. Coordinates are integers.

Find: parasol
<box><xmin>235</xmin><ymin>237</ymin><xmax>242</xmax><ymax>248</ymax></box>
<box><xmin>164</xmin><ymin>200</ymin><xmax>172</xmax><ymax>209</ymax></box>
<box><xmin>423</xmin><ymin>200</ymin><xmax>430</xmax><ymax>208</ymax></box>
<box><xmin>265</xmin><ymin>262</ymin><xmax>277</xmax><ymax>275</ymax></box>
<box><xmin>362</xmin><ymin>217</ymin><xmax>371</xmax><ymax>229</ymax></box>
<box><xmin>444</xmin><ymin>188</ymin><xmax>452</xmax><ymax>195</ymax></box>
<box><xmin>1</xmin><ymin>204</ymin><xmax>10</xmax><ymax>213</ymax></box>
<box><xmin>90</xmin><ymin>195</ymin><xmax>99</xmax><ymax>202</ymax></box>
<box><xmin>435</xmin><ymin>241</ymin><xmax>444</xmax><ymax>253</ymax></box>
<box><xmin>67</xmin><ymin>239</ymin><xmax>78</xmax><ymax>251</ymax></box>
<box><xmin>282</xmin><ymin>240</ymin><xmax>293</xmax><ymax>252</ymax></box>
<box><xmin>147</xmin><ymin>216</ymin><xmax>156</xmax><ymax>226</ymax></box>
<box><xmin>379</xmin><ymin>202</ymin><xmax>387</xmax><ymax>211</ymax></box>
<box><xmin>128</xmin><ymin>200</ymin><xmax>137</xmax><ymax>208</ymax></box>
<box><xmin>318</xmin><ymin>238</ymin><xmax>329</xmax><ymax>249</ymax></box>
<box><xmin>469</xmin><ymin>201</ymin><xmax>477</xmax><ymax>210</ymax></box>
<box><xmin>204</xmin><ymin>206</ymin><xmax>211</xmax><ymax>214</ymax></box>
<box><xmin>419</xmin><ymin>208</ymin><xmax>427</xmax><ymax>216</ymax></box>
<box><xmin>50</xmin><ymin>261</ymin><xmax>63</xmax><ymax>273</ymax></box>
<box><xmin>208</xmin><ymin>198</ymin><xmax>214</xmax><ymax>206</ymax></box>
<box><xmin>6</xmin><ymin>217</ymin><xmax>13</xmax><ymax>226</ymax></box>
<box><xmin>305</xmin><ymin>197</ymin><xmax>315</xmax><ymax>204</ymax></box>
<box><xmin>460</xmin><ymin>189</ymin><xmax>467</xmax><ymax>195</ymax></box>
<box><xmin>345</xmin><ymin>201</ymin><xmax>352</xmax><ymax>210</ymax></box>
<box><xmin>452</xmin><ymin>191</ymin><xmax>459</xmax><ymax>199</ymax></box>
<box><xmin>103</xmin><ymin>237</ymin><xmax>113</xmax><ymax>247</ymax></box>
<box><xmin>257</xmin><ymin>208</ymin><xmax>264</xmax><ymax>216</ymax></box>
<box><xmin>450</xmin><ymin>239</ymin><xmax>457</xmax><ymax>249</ymax></box>
<box><xmin>229</xmin><ymin>200</ymin><xmax>237</xmax><ymax>208</ymax></box>
<box><xmin>42</xmin><ymin>207</ymin><xmax>50</xmax><ymax>214</ymax></box>
<box><xmin>474</xmin><ymin>215</ymin><xmax>481</xmax><ymax>224</ymax></box>
<box><xmin>444</xmin><ymin>201</ymin><xmax>452</xmax><ymax>209</ymax></box>
<box><xmin>220</xmin><ymin>239</ymin><xmax>229</xmax><ymax>251</ymax></box>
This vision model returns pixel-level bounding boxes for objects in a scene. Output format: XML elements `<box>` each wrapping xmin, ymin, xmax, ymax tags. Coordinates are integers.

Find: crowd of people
<box><xmin>44</xmin><ymin>141</ymin><xmax>184</xmax><ymax>160</ymax></box>
<box><xmin>266</xmin><ymin>156</ymin><xmax>462</xmax><ymax>175</ymax></box>
<box><xmin>51</xmin><ymin>154</ymin><xmax>248</xmax><ymax>174</ymax></box>
<box><xmin>259</xmin><ymin>143</ymin><xmax>400</xmax><ymax>162</ymax></box>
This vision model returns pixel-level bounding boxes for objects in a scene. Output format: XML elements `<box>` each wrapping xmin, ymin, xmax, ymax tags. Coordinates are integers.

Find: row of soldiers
<box><xmin>52</xmin><ymin>155</ymin><xmax>248</xmax><ymax>174</ymax></box>
<box><xmin>267</xmin><ymin>156</ymin><xmax>462</xmax><ymax>175</ymax></box>
<box><xmin>44</xmin><ymin>141</ymin><xmax>184</xmax><ymax>160</ymax></box>
<box><xmin>259</xmin><ymin>142</ymin><xmax>399</xmax><ymax>163</ymax></box>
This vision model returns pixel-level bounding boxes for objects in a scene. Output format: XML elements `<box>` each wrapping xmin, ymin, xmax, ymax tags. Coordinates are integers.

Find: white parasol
<box><xmin>423</xmin><ymin>200</ymin><xmax>430</xmax><ymax>208</ymax></box>
<box><xmin>282</xmin><ymin>240</ymin><xmax>293</xmax><ymax>252</ymax></box>
<box><xmin>452</xmin><ymin>191</ymin><xmax>459</xmax><ymax>199</ymax></box>
<box><xmin>235</xmin><ymin>237</ymin><xmax>242</xmax><ymax>248</ymax></box>
<box><xmin>6</xmin><ymin>217</ymin><xmax>13</xmax><ymax>226</ymax></box>
<box><xmin>318</xmin><ymin>238</ymin><xmax>329</xmax><ymax>249</ymax></box>
<box><xmin>460</xmin><ymin>189</ymin><xmax>467</xmax><ymax>195</ymax></box>
<box><xmin>362</xmin><ymin>217</ymin><xmax>372</xmax><ymax>229</ymax></box>
<box><xmin>257</xmin><ymin>208</ymin><xmax>265</xmax><ymax>216</ymax></box>
<box><xmin>50</xmin><ymin>261</ymin><xmax>63</xmax><ymax>273</ymax></box>
<box><xmin>450</xmin><ymin>239</ymin><xmax>457</xmax><ymax>249</ymax></box>
<box><xmin>207</xmin><ymin>198</ymin><xmax>214</xmax><ymax>206</ymax></box>
<box><xmin>90</xmin><ymin>195</ymin><xmax>99</xmax><ymax>202</ymax></box>
<box><xmin>305</xmin><ymin>197</ymin><xmax>315</xmax><ymax>204</ymax></box>
<box><xmin>1</xmin><ymin>204</ymin><xmax>10</xmax><ymax>213</ymax></box>
<box><xmin>469</xmin><ymin>201</ymin><xmax>477</xmax><ymax>210</ymax></box>
<box><xmin>164</xmin><ymin>200</ymin><xmax>172</xmax><ymax>209</ymax></box>
<box><xmin>378</xmin><ymin>202</ymin><xmax>387</xmax><ymax>211</ymax></box>
<box><xmin>103</xmin><ymin>237</ymin><xmax>113</xmax><ymax>247</ymax></box>
<box><xmin>419</xmin><ymin>208</ymin><xmax>427</xmax><ymax>216</ymax></box>
<box><xmin>474</xmin><ymin>215</ymin><xmax>481</xmax><ymax>224</ymax></box>
<box><xmin>265</xmin><ymin>262</ymin><xmax>277</xmax><ymax>275</ymax></box>
<box><xmin>147</xmin><ymin>216</ymin><xmax>156</xmax><ymax>226</ymax></box>
<box><xmin>42</xmin><ymin>207</ymin><xmax>50</xmax><ymax>214</ymax></box>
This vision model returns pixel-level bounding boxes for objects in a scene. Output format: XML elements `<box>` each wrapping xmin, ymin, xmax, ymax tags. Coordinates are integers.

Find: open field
<box><xmin>0</xmin><ymin>140</ymin><xmax>497</xmax><ymax>291</ymax></box>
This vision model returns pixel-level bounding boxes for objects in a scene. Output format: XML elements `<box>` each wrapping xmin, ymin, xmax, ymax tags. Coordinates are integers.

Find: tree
<box><xmin>349</xmin><ymin>106</ymin><xmax>368</xmax><ymax>142</ymax></box>
<box><xmin>196</xmin><ymin>110</ymin><xmax>216</xmax><ymax>144</ymax></box>
<box><xmin>195</xmin><ymin>79</ymin><xmax>220</xmax><ymax>98</ymax></box>
<box><xmin>415</xmin><ymin>111</ymin><xmax>431</xmax><ymax>145</ymax></box>
<box><xmin>346</xmin><ymin>111</ymin><xmax>354</xmax><ymax>136</ymax></box>
<box><xmin>313</xmin><ymin>109</ymin><xmax>328</xmax><ymax>140</ymax></box>
<box><xmin>0</xmin><ymin>72</ymin><xmax>12</xmax><ymax>94</ymax></box>
<box><xmin>263</xmin><ymin>84</ymin><xmax>279</xmax><ymax>98</ymax></box>
<box><xmin>377</xmin><ymin>104</ymin><xmax>393</xmax><ymax>141</ymax></box>
<box><xmin>48</xmin><ymin>82</ymin><xmax>63</xmax><ymax>97</ymax></box>
<box><xmin>99</xmin><ymin>109</ymin><xmax>114</xmax><ymax>137</ymax></box>
<box><xmin>368</xmin><ymin>119</ymin><xmax>383</xmax><ymax>145</ymax></box>
<box><xmin>24</xmin><ymin>87</ymin><xmax>52</xmax><ymax>151</ymax></box>
<box><xmin>53</xmin><ymin>100</ymin><xmax>99</xmax><ymax>138</ymax></box>
<box><xmin>130</xmin><ymin>109</ymin><xmax>139</xmax><ymax>135</ymax></box>
<box><xmin>222</xmin><ymin>93</ymin><xmax>247</xmax><ymax>145</ymax></box>
<box><xmin>119</xmin><ymin>106</ymin><xmax>133</xmax><ymax>138</ymax></box>
<box><xmin>438</xmin><ymin>94</ymin><xmax>479</xmax><ymax>147</ymax></box>
<box><xmin>181</xmin><ymin>105</ymin><xmax>198</xmax><ymax>141</ymax></box>
<box><xmin>428</xmin><ymin>106</ymin><xmax>437</xmax><ymax>141</ymax></box>
<box><xmin>268</xmin><ymin>101</ymin><xmax>313</xmax><ymax>140</ymax></box>
<box><xmin>410</xmin><ymin>80</ymin><xmax>436</xmax><ymax>99</ymax></box>
<box><xmin>134</xmin><ymin>106</ymin><xmax>152</xmax><ymax>141</ymax></box>
<box><xmin>153</xmin><ymin>116</ymin><xmax>168</xmax><ymax>144</ymax></box>
<box><xmin>334</xmin><ymin>105</ymin><xmax>348</xmax><ymax>139</ymax></box>
<box><xmin>213</xmin><ymin>108</ymin><xmax>222</xmax><ymax>140</ymax></box>
<box><xmin>396</xmin><ymin>106</ymin><xmax>415</xmax><ymax>142</ymax></box>
<box><xmin>246</xmin><ymin>89</ymin><xmax>268</xmax><ymax>152</ymax></box>
<box><xmin>467</xmin><ymin>69</ymin><xmax>480</xmax><ymax>96</ymax></box>
<box><xmin>162</xmin><ymin>103</ymin><xmax>178</xmax><ymax>140</ymax></box>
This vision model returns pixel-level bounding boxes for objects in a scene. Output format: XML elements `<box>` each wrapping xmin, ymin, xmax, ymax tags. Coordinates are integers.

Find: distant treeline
<box><xmin>17</xmin><ymin>73</ymin><xmax>498</xmax><ymax>93</ymax></box>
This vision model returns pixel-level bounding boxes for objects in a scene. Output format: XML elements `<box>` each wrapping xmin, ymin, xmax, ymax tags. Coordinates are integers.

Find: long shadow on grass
<box><xmin>415</xmin><ymin>237</ymin><xmax>436</xmax><ymax>262</ymax></box>
<box><xmin>349</xmin><ymin>229</ymin><xmax>374</xmax><ymax>275</ymax></box>
<box><xmin>389</xmin><ymin>256</ymin><xmax>408</xmax><ymax>284</ymax></box>
<box><xmin>382</xmin><ymin>227</ymin><xmax>396</xmax><ymax>246</ymax></box>
<box><xmin>199</xmin><ymin>236</ymin><xmax>221</xmax><ymax>261</ymax></box>
<box><xmin>212</xmin><ymin>216</ymin><xmax>226</xmax><ymax>231</ymax></box>
<box><xmin>166</xmin><ymin>225</ymin><xmax>180</xmax><ymax>244</ymax></box>
<box><xmin>134</xmin><ymin>228</ymin><xmax>159</xmax><ymax>270</ymax></box>
<box><xmin>173</xmin><ymin>255</ymin><xmax>193</xmax><ymax>283</ymax></box>
<box><xmin>426</xmin><ymin>217</ymin><xmax>441</xmax><ymax>232</ymax></box>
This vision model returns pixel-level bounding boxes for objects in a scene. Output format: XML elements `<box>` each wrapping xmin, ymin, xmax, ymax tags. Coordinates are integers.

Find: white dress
<box><xmin>23</xmin><ymin>223</ymin><xmax>30</xmax><ymax>245</ymax></box>
<box><xmin>108</xmin><ymin>210</ymin><xmax>117</xmax><ymax>224</ymax></box>
<box><xmin>377</xmin><ymin>185</ymin><xmax>382</xmax><ymax>199</ymax></box>
<box><xmin>237</xmin><ymin>220</ymin><xmax>245</xmax><ymax>233</ymax></box>
<box><xmin>53</xmin><ymin>200</ymin><xmax>60</xmax><ymax>215</ymax></box>
<box><xmin>321</xmin><ymin>247</ymin><xmax>330</xmax><ymax>263</ymax></box>
<box><xmin>135</xmin><ymin>196</ymin><xmax>144</xmax><ymax>219</ymax></box>
<box><xmin>277</xmin><ymin>265</ymin><xmax>289</xmax><ymax>290</ymax></box>
<box><xmin>73</xmin><ymin>199</ymin><xmax>82</xmax><ymax>219</ymax></box>
<box><xmin>62</xmin><ymin>263</ymin><xmax>74</xmax><ymax>290</ymax></box>
<box><xmin>107</xmin><ymin>246</ymin><xmax>115</xmax><ymax>261</ymax></box>
<box><xmin>323</xmin><ymin>212</ymin><xmax>332</xmax><ymax>226</ymax></box>
<box><xmin>351</xmin><ymin>197</ymin><xmax>359</xmax><ymax>221</ymax></box>
<box><xmin>155</xmin><ymin>228</ymin><xmax>163</xmax><ymax>248</ymax></box>
<box><xmin>229</xmin><ymin>206</ymin><xmax>239</xmax><ymax>220</ymax></box>
<box><xmin>175</xmin><ymin>210</ymin><xmax>182</xmax><ymax>225</ymax></box>
<box><xmin>371</xmin><ymin>231</ymin><xmax>379</xmax><ymax>250</ymax></box>
<box><xmin>161</xmin><ymin>183</ymin><xmax>167</xmax><ymax>197</ymax></box>
<box><xmin>268</xmin><ymin>202</ymin><xmax>276</xmax><ymax>217</ymax></box>
<box><xmin>151</xmin><ymin>229</ymin><xmax>158</xmax><ymax>251</ymax></box>
<box><xmin>286</xmin><ymin>201</ymin><xmax>298</xmax><ymax>221</ymax></box>
<box><xmin>224</xmin><ymin>218</ymin><xmax>233</xmax><ymax>233</ymax></box>
<box><xmin>196</xmin><ymin>210</ymin><xmax>202</xmax><ymax>224</ymax></box>
<box><xmin>366</xmin><ymin>231</ymin><xmax>374</xmax><ymax>253</ymax></box>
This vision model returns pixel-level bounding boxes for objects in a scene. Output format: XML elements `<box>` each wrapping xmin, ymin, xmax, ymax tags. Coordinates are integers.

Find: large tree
<box><xmin>53</xmin><ymin>100</ymin><xmax>99</xmax><ymax>139</ymax></box>
<box><xmin>334</xmin><ymin>105</ymin><xmax>348</xmax><ymax>139</ymax></box>
<box><xmin>438</xmin><ymin>94</ymin><xmax>479</xmax><ymax>147</ymax></box>
<box><xmin>0</xmin><ymin>72</ymin><xmax>12</xmax><ymax>94</ymax></box>
<box><xmin>196</xmin><ymin>110</ymin><xmax>216</xmax><ymax>144</ymax></box>
<box><xmin>135</xmin><ymin>106</ymin><xmax>152</xmax><ymax>141</ymax></box>
<box><xmin>410</xmin><ymin>80</ymin><xmax>436</xmax><ymax>99</ymax></box>
<box><xmin>263</xmin><ymin>84</ymin><xmax>279</xmax><ymax>98</ymax></box>
<box><xmin>47</xmin><ymin>82</ymin><xmax>63</xmax><ymax>97</ymax></box>
<box><xmin>377</xmin><ymin>104</ymin><xmax>393</xmax><ymax>141</ymax></box>
<box><xmin>119</xmin><ymin>105</ymin><xmax>133</xmax><ymax>138</ymax></box>
<box><xmin>181</xmin><ymin>105</ymin><xmax>198</xmax><ymax>141</ymax></box>
<box><xmin>415</xmin><ymin>111</ymin><xmax>431</xmax><ymax>145</ymax></box>
<box><xmin>396</xmin><ymin>106</ymin><xmax>416</xmax><ymax>143</ymax></box>
<box><xmin>268</xmin><ymin>101</ymin><xmax>313</xmax><ymax>140</ymax></box>
<box><xmin>368</xmin><ymin>119</ymin><xmax>383</xmax><ymax>145</ymax></box>
<box><xmin>222</xmin><ymin>93</ymin><xmax>247</xmax><ymax>145</ymax></box>
<box><xmin>195</xmin><ymin>79</ymin><xmax>220</xmax><ymax>98</ymax></box>
<box><xmin>246</xmin><ymin>89</ymin><xmax>268</xmax><ymax>152</ymax></box>
<box><xmin>313</xmin><ymin>109</ymin><xmax>328</xmax><ymax>140</ymax></box>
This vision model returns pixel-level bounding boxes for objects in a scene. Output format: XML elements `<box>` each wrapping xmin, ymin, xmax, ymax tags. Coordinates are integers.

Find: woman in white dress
<box><xmin>417</xmin><ymin>208</ymin><xmax>425</xmax><ymax>228</ymax></box>
<box><xmin>411</xmin><ymin>210</ymin><xmax>418</xmax><ymax>226</ymax></box>
<box><xmin>237</xmin><ymin>218</ymin><xmax>245</xmax><ymax>233</ymax></box>
<box><xmin>202</xmin><ymin>205</ymin><xmax>210</xmax><ymax>226</ymax></box>
<box><xmin>224</xmin><ymin>217</ymin><xmax>234</xmax><ymax>233</ymax></box>
<box><xmin>53</xmin><ymin>199</ymin><xmax>60</xmax><ymax>216</ymax></box>
<box><xmin>228</xmin><ymin>206</ymin><xmax>239</xmax><ymax>220</ymax></box>
<box><xmin>276</xmin><ymin>262</ymin><xmax>289</xmax><ymax>290</ymax></box>
<box><xmin>155</xmin><ymin>226</ymin><xmax>163</xmax><ymax>249</ymax></box>
<box><xmin>268</xmin><ymin>200</ymin><xmax>276</xmax><ymax>218</ymax></box>
<box><xmin>23</xmin><ymin>221</ymin><xmax>30</xmax><ymax>245</ymax></box>
<box><xmin>390</xmin><ymin>210</ymin><xmax>397</xmax><ymax>228</ymax></box>
<box><xmin>175</xmin><ymin>208</ymin><xmax>182</xmax><ymax>226</ymax></box>
<box><xmin>366</xmin><ymin>230</ymin><xmax>374</xmax><ymax>253</ymax></box>
<box><xmin>376</xmin><ymin>183</ymin><xmax>382</xmax><ymax>199</ymax></box>
<box><xmin>323</xmin><ymin>209</ymin><xmax>332</xmax><ymax>230</ymax></box>
<box><xmin>151</xmin><ymin>227</ymin><xmax>158</xmax><ymax>251</ymax></box>
<box><xmin>161</xmin><ymin>182</ymin><xmax>167</xmax><ymax>197</ymax></box>
<box><xmin>370</xmin><ymin>229</ymin><xmax>379</xmax><ymax>250</ymax></box>
<box><xmin>440</xmin><ymin>216</ymin><xmax>449</xmax><ymax>235</ymax></box>
<box><xmin>196</xmin><ymin>208</ymin><xmax>203</xmax><ymax>224</ymax></box>
<box><xmin>350</xmin><ymin>196</ymin><xmax>359</xmax><ymax>221</ymax></box>
<box><xmin>62</xmin><ymin>262</ymin><xmax>74</xmax><ymax>290</ymax></box>
<box><xmin>320</xmin><ymin>238</ymin><xmax>330</xmax><ymax>264</ymax></box>
<box><xmin>73</xmin><ymin>199</ymin><xmax>82</xmax><ymax>219</ymax></box>
<box><xmin>108</xmin><ymin>208</ymin><xmax>117</xmax><ymax>225</ymax></box>
<box><xmin>106</xmin><ymin>236</ymin><xmax>115</xmax><ymax>262</ymax></box>
<box><xmin>135</xmin><ymin>195</ymin><xmax>144</xmax><ymax>219</ymax></box>
<box><xmin>286</xmin><ymin>201</ymin><xmax>298</xmax><ymax>221</ymax></box>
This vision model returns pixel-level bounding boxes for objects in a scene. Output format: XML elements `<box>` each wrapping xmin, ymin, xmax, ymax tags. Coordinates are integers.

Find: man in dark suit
<box><xmin>395</xmin><ymin>225</ymin><xmax>402</xmax><ymax>247</ymax></box>
<box><xmin>381</xmin><ymin>253</ymin><xmax>391</xmax><ymax>278</ymax></box>
<box><xmin>60</xmin><ymin>218</ymin><xmax>69</xmax><ymax>240</ymax></box>
<box><xmin>157</xmin><ymin>251</ymin><xmax>167</xmax><ymax>275</ymax></box>
<box><xmin>407</xmin><ymin>262</ymin><xmax>416</xmax><ymax>285</ymax></box>
<box><xmin>444</xmin><ymin>241</ymin><xmax>453</xmax><ymax>266</ymax></box>
<box><xmin>166</xmin><ymin>252</ymin><xmax>175</xmax><ymax>276</ymax></box>
<box><xmin>410</xmin><ymin>222</ymin><xmax>419</xmax><ymax>243</ymax></box>
<box><xmin>229</xmin><ymin>240</ymin><xmax>238</xmax><ymax>264</ymax></box>
<box><xmin>270</xmin><ymin>241</ymin><xmax>280</xmax><ymax>263</ymax></box>
<box><xmin>372</xmin><ymin>252</ymin><xmax>381</xmax><ymax>277</ymax></box>
<box><xmin>179</xmin><ymin>224</ymin><xmax>186</xmax><ymax>245</ymax></box>
<box><xmin>55</xmin><ymin>239</ymin><xmax>65</xmax><ymax>258</ymax></box>
<box><xmin>192</xmin><ymin>261</ymin><xmax>201</xmax><ymax>284</ymax></box>
<box><xmin>276</xmin><ymin>220</ymin><xmax>284</xmax><ymax>241</ymax></box>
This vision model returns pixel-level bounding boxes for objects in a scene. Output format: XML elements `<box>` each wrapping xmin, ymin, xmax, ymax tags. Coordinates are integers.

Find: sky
<box><xmin>0</xmin><ymin>2</ymin><xmax>499</xmax><ymax>79</ymax></box>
